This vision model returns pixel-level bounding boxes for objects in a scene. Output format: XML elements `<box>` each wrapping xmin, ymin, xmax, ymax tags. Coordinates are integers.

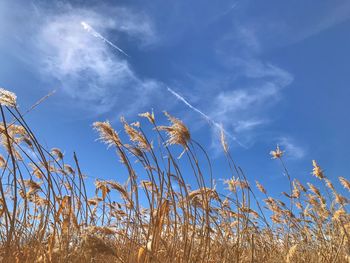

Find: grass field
<box><xmin>0</xmin><ymin>88</ymin><xmax>349</xmax><ymax>262</ymax></box>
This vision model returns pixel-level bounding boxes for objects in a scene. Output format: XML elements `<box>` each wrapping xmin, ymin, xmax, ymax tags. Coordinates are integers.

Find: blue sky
<box><xmin>0</xmin><ymin>0</ymin><xmax>349</xmax><ymax>194</ymax></box>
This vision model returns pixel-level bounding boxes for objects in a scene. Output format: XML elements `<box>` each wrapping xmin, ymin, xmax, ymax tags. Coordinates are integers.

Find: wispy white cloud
<box><xmin>239</xmin><ymin>1</ymin><xmax>350</xmax><ymax>49</ymax></box>
<box><xmin>234</xmin><ymin>119</ymin><xmax>265</xmax><ymax>133</ymax></box>
<box><xmin>165</xmin><ymin>24</ymin><xmax>295</xmax><ymax>150</ymax></box>
<box><xmin>0</xmin><ymin>1</ymin><xmax>161</xmax><ymax>116</ymax></box>
<box><xmin>206</xmin><ymin>2</ymin><xmax>239</xmax><ymax>26</ymax></box>
<box><xmin>209</xmin><ymin>59</ymin><xmax>293</xmax><ymax>146</ymax></box>
<box><xmin>35</xmin><ymin>6</ymin><xmax>159</xmax><ymax>115</ymax></box>
<box><xmin>278</xmin><ymin>137</ymin><xmax>305</xmax><ymax>159</ymax></box>
<box><xmin>289</xmin><ymin>2</ymin><xmax>350</xmax><ymax>44</ymax></box>
<box><xmin>290</xmin><ymin>2</ymin><xmax>350</xmax><ymax>44</ymax></box>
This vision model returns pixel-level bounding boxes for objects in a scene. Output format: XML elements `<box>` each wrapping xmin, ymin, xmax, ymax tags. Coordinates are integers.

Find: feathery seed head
<box><xmin>307</xmin><ymin>183</ymin><xmax>321</xmax><ymax>197</ymax></box>
<box><xmin>121</xmin><ymin>117</ymin><xmax>150</xmax><ymax>151</ymax></box>
<box><xmin>93</xmin><ymin>121</ymin><xmax>122</xmax><ymax>148</ymax></box>
<box><xmin>220</xmin><ymin>128</ymin><xmax>229</xmax><ymax>153</ymax></box>
<box><xmin>324</xmin><ymin>178</ymin><xmax>335</xmax><ymax>191</ymax></box>
<box><xmin>256</xmin><ymin>180</ymin><xmax>267</xmax><ymax>194</ymax></box>
<box><xmin>312</xmin><ymin>160</ymin><xmax>324</xmax><ymax>179</ymax></box>
<box><xmin>339</xmin><ymin>177</ymin><xmax>350</xmax><ymax>191</ymax></box>
<box><xmin>64</xmin><ymin>164</ymin><xmax>75</xmax><ymax>175</ymax></box>
<box><xmin>0</xmin><ymin>88</ymin><xmax>17</xmax><ymax>107</ymax></box>
<box><xmin>270</xmin><ymin>145</ymin><xmax>284</xmax><ymax>159</ymax></box>
<box><xmin>158</xmin><ymin>112</ymin><xmax>190</xmax><ymax>148</ymax></box>
<box><xmin>0</xmin><ymin>154</ymin><xmax>5</xmax><ymax>168</ymax></box>
<box><xmin>50</xmin><ymin>148</ymin><xmax>64</xmax><ymax>160</ymax></box>
<box><xmin>139</xmin><ymin>111</ymin><xmax>155</xmax><ymax>124</ymax></box>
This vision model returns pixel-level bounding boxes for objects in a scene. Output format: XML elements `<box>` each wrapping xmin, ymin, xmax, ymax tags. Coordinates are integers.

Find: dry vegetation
<box><xmin>0</xmin><ymin>87</ymin><xmax>349</xmax><ymax>262</ymax></box>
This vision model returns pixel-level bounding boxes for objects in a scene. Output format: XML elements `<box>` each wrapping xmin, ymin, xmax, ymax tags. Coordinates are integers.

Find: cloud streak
<box><xmin>167</xmin><ymin>87</ymin><xmax>245</xmax><ymax>147</ymax></box>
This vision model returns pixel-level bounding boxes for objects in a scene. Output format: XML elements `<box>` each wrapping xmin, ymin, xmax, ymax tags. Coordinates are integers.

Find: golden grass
<box><xmin>0</xmin><ymin>88</ymin><xmax>349</xmax><ymax>262</ymax></box>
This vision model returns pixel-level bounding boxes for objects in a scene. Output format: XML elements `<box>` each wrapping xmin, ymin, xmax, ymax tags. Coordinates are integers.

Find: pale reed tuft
<box><xmin>224</xmin><ymin>177</ymin><xmax>248</xmax><ymax>192</ymax></box>
<box><xmin>121</xmin><ymin>117</ymin><xmax>150</xmax><ymax>151</ymax></box>
<box><xmin>335</xmin><ymin>193</ymin><xmax>348</xmax><ymax>205</ymax></box>
<box><xmin>270</xmin><ymin>145</ymin><xmax>284</xmax><ymax>159</ymax></box>
<box><xmin>307</xmin><ymin>183</ymin><xmax>321</xmax><ymax>197</ymax></box>
<box><xmin>0</xmin><ymin>154</ymin><xmax>5</xmax><ymax>168</ymax></box>
<box><xmin>139</xmin><ymin>111</ymin><xmax>155</xmax><ymax>124</ymax></box>
<box><xmin>312</xmin><ymin>160</ymin><xmax>324</xmax><ymax>179</ymax></box>
<box><xmin>255</xmin><ymin>180</ymin><xmax>267</xmax><ymax>194</ymax></box>
<box><xmin>93</xmin><ymin>121</ymin><xmax>122</xmax><ymax>148</ymax></box>
<box><xmin>324</xmin><ymin>178</ymin><xmax>335</xmax><ymax>191</ymax></box>
<box><xmin>95</xmin><ymin>180</ymin><xmax>111</xmax><ymax>200</ymax></box>
<box><xmin>64</xmin><ymin>164</ymin><xmax>75</xmax><ymax>175</ymax></box>
<box><xmin>220</xmin><ymin>128</ymin><xmax>229</xmax><ymax>153</ymax></box>
<box><xmin>339</xmin><ymin>177</ymin><xmax>350</xmax><ymax>191</ymax></box>
<box><xmin>292</xmin><ymin>180</ymin><xmax>300</xmax><ymax>198</ymax></box>
<box><xmin>158</xmin><ymin>111</ymin><xmax>190</xmax><ymax>148</ymax></box>
<box><xmin>50</xmin><ymin>148</ymin><xmax>64</xmax><ymax>160</ymax></box>
<box><xmin>0</xmin><ymin>88</ymin><xmax>17</xmax><ymax>107</ymax></box>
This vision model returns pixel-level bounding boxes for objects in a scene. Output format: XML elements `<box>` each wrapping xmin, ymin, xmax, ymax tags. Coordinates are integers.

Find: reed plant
<box><xmin>0</xmin><ymin>88</ymin><xmax>348</xmax><ymax>263</ymax></box>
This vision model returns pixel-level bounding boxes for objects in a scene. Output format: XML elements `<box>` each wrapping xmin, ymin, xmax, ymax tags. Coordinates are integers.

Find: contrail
<box><xmin>167</xmin><ymin>87</ymin><xmax>245</xmax><ymax>147</ymax></box>
<box><xmin>81</xmin><ymin>21</ymin><xmax>129</xmax><ymax>57</ymax></box>
<box><xmin>80</xmin><ymin>20</ymin><xmax>243</xmax><ymax>147</ymax></box>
